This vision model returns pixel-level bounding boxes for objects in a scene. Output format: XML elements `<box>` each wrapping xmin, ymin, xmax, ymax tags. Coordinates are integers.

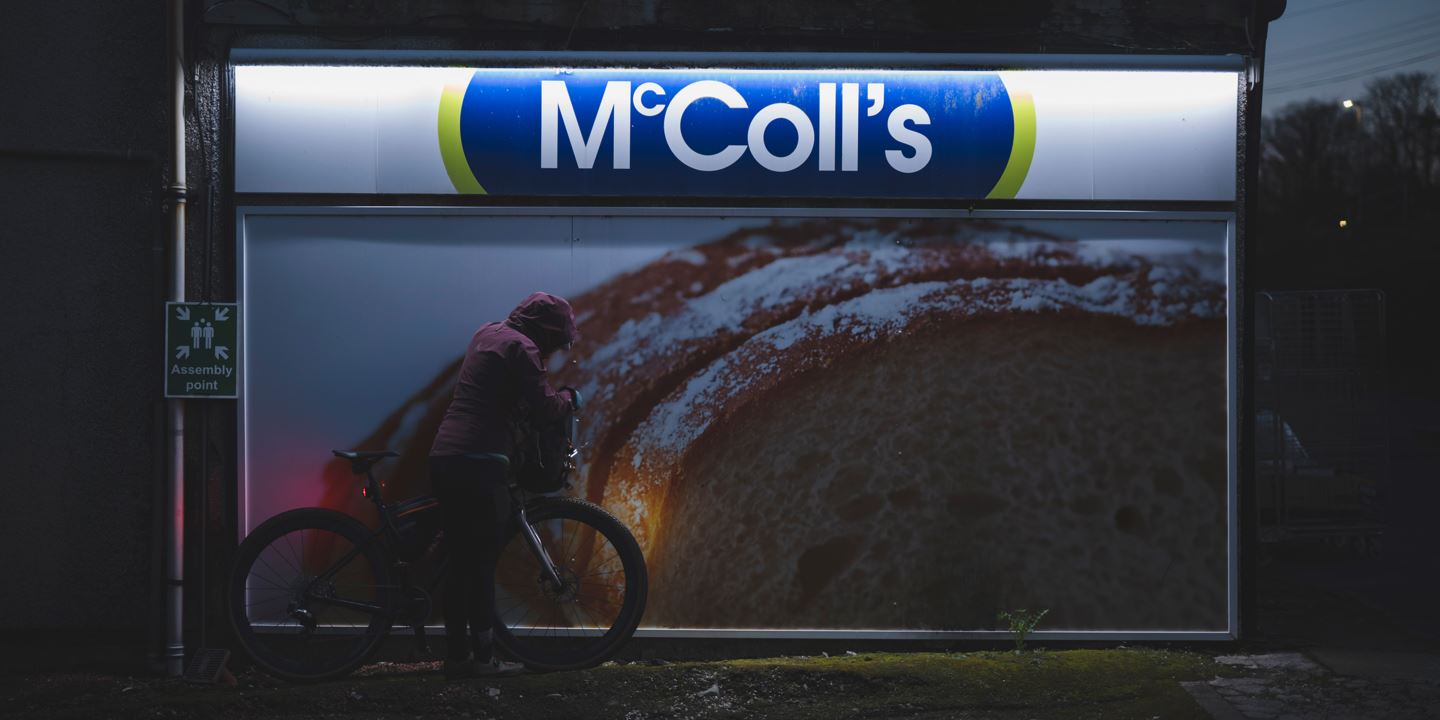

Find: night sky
<box><xmin>1264</xmin><ymin>0</ymin><xmax>1440</xmax><ymax>114</ymax></box>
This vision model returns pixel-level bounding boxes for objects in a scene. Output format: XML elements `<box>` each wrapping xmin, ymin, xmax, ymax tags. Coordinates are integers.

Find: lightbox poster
<box><xmin>240</xmin><ymin>210</ymin><xmax>1230</xmax><ymax>633</ymax></box>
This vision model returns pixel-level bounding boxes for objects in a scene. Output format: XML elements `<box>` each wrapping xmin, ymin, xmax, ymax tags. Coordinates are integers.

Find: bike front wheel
<box><xmin>493</xmin><ymin>496</ymin><xmax>647</xmax><ymax>671</ymax></box>
<box><xmin>228</xmin><ymin>508</ymin><xmax>395</xmax><ymax>682</ymax></box>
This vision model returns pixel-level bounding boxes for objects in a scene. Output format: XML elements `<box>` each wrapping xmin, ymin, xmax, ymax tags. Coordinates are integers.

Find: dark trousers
<box><xmin>430</xmin><ymin>455</ymin><xmax>511</xmax><ymax>662</ymax></box>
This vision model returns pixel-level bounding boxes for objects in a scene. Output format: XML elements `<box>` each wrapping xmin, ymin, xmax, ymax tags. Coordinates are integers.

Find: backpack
<box><xmin>512</xmin><ymin>388</ymin><xmax>581</xmax><ymax>493</ymax></box>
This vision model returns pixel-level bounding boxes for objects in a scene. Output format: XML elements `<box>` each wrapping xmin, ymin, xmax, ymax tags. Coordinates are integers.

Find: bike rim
<box><xmin>494</xmin><ymin>513</ymin><xmax>633</xmax><ymax>665</ymax></box>
<box><xmin>236</xmin><ymin>525</ymin><xmax>388</xmax><ymax>677</ymax></box>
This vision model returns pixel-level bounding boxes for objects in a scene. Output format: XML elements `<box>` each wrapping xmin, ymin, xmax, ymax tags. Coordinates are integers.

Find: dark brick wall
<box><xmin>202</xmin><ymin>0</ymin><xmax>1253</xmax><ymax>54</ymax></box>
<box><xmin>0</xmin><ymin>0</ymin><xmax>169</xmax><ymax>636</ymax></box>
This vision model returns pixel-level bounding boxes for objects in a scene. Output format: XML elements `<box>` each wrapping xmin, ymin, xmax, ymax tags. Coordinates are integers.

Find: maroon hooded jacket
<box><xmin>430</xmin><ymin>292</ymin><xmax>578</xmax><ymax>457</ymax></box>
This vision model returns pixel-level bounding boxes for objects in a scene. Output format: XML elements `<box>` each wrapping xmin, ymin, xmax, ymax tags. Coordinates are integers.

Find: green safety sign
<box><xmin>165</xmin><ymin>302</ymin><xmax>238</xmax><ymax>398</ymax></box>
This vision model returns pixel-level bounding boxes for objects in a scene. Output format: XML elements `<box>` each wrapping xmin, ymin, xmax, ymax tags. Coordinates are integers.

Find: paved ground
<box><xmin>1184</xmin><ymin>651</ymin><xmax>1440</xmax><ymax>719</ymax></box>
<box><xmin>1180</xmin><ymin>534</ymin><xmax>1440</xmax><ymax>719</ymax></box>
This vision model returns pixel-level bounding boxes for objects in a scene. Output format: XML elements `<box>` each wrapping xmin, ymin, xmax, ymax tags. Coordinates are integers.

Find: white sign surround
<box><xmin>231</xmin><ymin>54</ymin><xmax>1245</xmax><ymax>641</ymax></box>
<box><xmin>234</xmin><ymin>65</ymin><xmax>1239</xmax><ymax>201</ymax></box>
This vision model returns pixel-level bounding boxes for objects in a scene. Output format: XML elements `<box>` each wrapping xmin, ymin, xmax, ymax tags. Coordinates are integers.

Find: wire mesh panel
<box><xmin>1256</xmin><ymin>290</ymin><xmax>1387</xmax><ymax>533</ymax></box>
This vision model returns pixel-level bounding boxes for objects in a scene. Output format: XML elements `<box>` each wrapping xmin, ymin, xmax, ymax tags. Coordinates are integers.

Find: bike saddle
<box><xmin>333</xmin><ymin>450</ymin><xmax>399</xmax><ymax>473</ymax></box>
<box><xmin>333</xmin><ymin>450</ymin><xmax>399</xmax><ymax>460</ymax></box>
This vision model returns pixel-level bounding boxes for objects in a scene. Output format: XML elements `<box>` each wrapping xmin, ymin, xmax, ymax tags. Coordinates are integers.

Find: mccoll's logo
<box><xmin>438</xmin><ymin>70</ymin><xmax>1034</xmax><ymax>199</ymax></box>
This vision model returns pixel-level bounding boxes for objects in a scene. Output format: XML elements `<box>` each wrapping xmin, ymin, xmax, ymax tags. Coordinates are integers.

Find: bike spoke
<box><xmin>577</xmin><ymin>580</ymin><xmax>625</xmax><ymax>592</ymax></box>
<box><xmin>578</xmin><ymin>568</ymin><xmax>625</xmax><ymax>580</ymax></box>
<box><xmin>573</xmin><ymin>603</ymin><xmax>609</xmax><ymax>633</ymax></box>
<box><xmin>560</xmin><ymin>520</ymin><xmax>579</xmax><ymax>569</ymax></box>
<box><xmin>254</xmin><ymin>553</ymin><xmax>298</xmax><ymax>591</ymax></box>
<box><xmin>280</xmin><ymin>530</ymin><xmax>303</xmax><ymax>575</ymax></box>
<box><xmin>510</xmin><ymin>601</ymin><xmax>537</xmax><ymax>631</ymax></box>
<box><xmin>576</xmin><ymin>594</ymin><xmax>624</xmax><ymax>611</ymax></box>
<box><xmin>244</xmin><ymin>574</ymin><xmax>292</xmax><ymax>593</ymax></box>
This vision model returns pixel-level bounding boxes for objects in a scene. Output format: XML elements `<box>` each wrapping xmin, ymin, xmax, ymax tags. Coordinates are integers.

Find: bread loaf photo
<box><xmin>343</xmin><ymin>215</ymin><xmax>1229</xmax><ymax>631</ymax></box>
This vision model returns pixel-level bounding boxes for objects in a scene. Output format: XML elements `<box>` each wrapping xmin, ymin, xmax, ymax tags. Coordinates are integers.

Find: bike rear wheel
<box><xmin>228</xmin><ymin>508</ymin><xmax>395</xmax><ymax>682</ymax></box>
<box><xmin>493</xmin><ymin>496</ymin><xmax>647</xmax><ymax>671</ymax></box>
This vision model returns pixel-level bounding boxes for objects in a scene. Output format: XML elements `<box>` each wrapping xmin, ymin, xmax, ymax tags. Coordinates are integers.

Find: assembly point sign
<box><xmin>165</xmin><ymin>302</ymin><xmax>238</xmax><ymax>398</ymax></box>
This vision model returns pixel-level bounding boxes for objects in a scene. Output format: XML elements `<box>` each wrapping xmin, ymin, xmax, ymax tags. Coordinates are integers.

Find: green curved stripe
<box><xmin>438</xmin><ymin>83</ymin><xmax>486</xmax><ymax>194</ymax></box>
<box><xmin>987</xmin><ymin>87</ymin><xmax>1036</xmax><ymax>200</ymax></box>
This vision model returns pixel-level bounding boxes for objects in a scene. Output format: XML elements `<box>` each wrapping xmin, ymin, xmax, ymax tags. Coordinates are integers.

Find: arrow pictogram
<box><xmin>214</xmin><ymin>307</ymin><xmax>231</xmax><ymax>322</ymax></box>
<box><xmin>214</xmin><ymin>346</ymin><xmax>230</xmax><ymax>360</ymax></box>
<box><xmin>175</xmin><ymin>346</ymin><xmax>191</xmax><ymax>360</ymax></box>
<box><xmin>176</xmin><ymin>306</ymin><xmax>191</xmax><ymax>321</ymax></box>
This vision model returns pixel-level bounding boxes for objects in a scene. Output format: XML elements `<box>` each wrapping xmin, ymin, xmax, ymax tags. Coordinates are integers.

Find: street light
<box><xmin>1341</xmin><ymin>99</ymin><xmax>1362</xmax><ymax>123</ymax></box>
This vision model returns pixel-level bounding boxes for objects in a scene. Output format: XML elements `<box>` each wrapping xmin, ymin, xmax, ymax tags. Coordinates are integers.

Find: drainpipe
<box><xmin>166</xmin><ymin>0</ymin><xmax>188</xmax><ymax>677</ymax></box>
<box><xmin>1239</xmin><ymin>0</ymin><xmax>1286</xmax><ymax>641</ymax></box>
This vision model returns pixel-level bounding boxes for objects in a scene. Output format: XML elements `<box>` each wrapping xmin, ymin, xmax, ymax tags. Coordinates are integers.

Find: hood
<box><xmin>505</xmin><ymin>292</ymin><xmax>579</xmax><ymax>355</ymax></box>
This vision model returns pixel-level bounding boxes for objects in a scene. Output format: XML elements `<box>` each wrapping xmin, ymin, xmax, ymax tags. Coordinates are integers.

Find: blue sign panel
<box><xmin>439</xmin><ymin>69</ymin><xmax>1035</xmax><ymax>199</ymax></box>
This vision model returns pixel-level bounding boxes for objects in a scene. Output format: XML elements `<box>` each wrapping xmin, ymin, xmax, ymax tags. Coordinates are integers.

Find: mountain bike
<box><xmin>227</xmin><ymin>449</ymin><xmax>647</xmax><ymax>682</ymax></box>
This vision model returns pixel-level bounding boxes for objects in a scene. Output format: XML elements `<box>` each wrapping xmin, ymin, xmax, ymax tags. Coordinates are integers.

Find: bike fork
<box><xmin>517</xmin><ymin>504</ymin><xmax>566</xmax><ymax>590</ymax></box>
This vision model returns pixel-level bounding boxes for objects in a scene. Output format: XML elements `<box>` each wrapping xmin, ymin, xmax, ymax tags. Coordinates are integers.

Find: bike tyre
<box><xmin>228</xmin><ymin>507</ymin><xmax>394</xmax><ymax>682</ymax></box>
<box><xmin>492</xmin><ymin>496</ymin><xmax>647</xmax><ymax>671</ymax></box>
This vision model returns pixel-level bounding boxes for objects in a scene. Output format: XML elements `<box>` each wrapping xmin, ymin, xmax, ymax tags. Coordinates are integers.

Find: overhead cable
<box><xmin>1267</xmin><ymin>47</ymin><xmax>1440</xmax><ymax>94</ymax></box>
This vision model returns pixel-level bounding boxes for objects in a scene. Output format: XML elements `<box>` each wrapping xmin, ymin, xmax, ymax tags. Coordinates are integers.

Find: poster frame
<box><xmin>236</xmin><ymin>204</ymin><xmax>1238</xmax><ymax>641</ymax></box>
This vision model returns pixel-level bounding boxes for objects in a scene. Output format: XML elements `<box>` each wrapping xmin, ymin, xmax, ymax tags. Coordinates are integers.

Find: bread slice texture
<box><xmin>647</xmin><ymin>315</ymin><xmax>1226</xmax><ymax>629</ymax></box>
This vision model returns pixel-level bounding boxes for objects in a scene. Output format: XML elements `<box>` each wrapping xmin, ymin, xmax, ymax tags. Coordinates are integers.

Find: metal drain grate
<box><xmin>183</xmin><ymin>648</ymin><xmax>231</xmax><ymax>684</ymax></box>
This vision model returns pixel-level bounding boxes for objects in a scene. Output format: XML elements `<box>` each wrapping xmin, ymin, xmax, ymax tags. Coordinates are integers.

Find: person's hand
<box><xmin>558</xmin><ymin>386</ymin><xmax>582</xmax><ymax>411</ymax></box>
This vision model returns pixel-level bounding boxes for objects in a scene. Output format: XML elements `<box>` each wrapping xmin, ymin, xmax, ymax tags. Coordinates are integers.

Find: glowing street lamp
<box><xmin>1338</xmin><ymin>219</ymin><xmax>1349</xmax><ymax>228</ymax></box>
<box><xmin>1341</xmin><ymin>99</ymin><xmax>1362</xmax><ymax>123</ymax></box>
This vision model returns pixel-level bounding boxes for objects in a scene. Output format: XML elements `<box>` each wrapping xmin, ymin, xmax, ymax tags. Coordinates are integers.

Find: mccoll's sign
<box><xmin>439</xmin><ymin>70</ymin><xmax>1035</xmax><ymax>199</ymax></box>
<box><xmin>234</xmin><ymin>64</ymin><xmax>1238</xmax><ymax>200</ymax></box>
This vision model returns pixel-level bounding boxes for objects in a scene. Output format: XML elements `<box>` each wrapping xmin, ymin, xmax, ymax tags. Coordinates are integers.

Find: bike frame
<box><xmin>516</xmin><ymin>499</ymin><xmax>566</xmax><ymax>590</ymax></box>
<box><xmin>300</xmin><ymin>466</ymin><xmax>566</xmax><ymax>623</ymax></box>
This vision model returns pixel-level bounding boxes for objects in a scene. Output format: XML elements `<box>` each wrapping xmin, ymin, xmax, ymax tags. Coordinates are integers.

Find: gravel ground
<box><xmin>0</xmin><ymin>649</ymin><xmax>1228</xmax><ymax>719</ymax></box>
<box><xmin>4</xmin><ymin>646</ymin><xmax>1436</xmax><ymax>718</ymax></box>
<box><xmin>7</xmin><ymin>539</ymin><xmax>1435</xmax><ymax>718</ymax></box>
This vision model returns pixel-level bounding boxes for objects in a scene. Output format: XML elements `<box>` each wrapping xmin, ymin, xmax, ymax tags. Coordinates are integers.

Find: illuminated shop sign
<box><xmin>235</xmin><ymin>65</ymin><xmax>1239</xmax><ymax>201</ymax></box>
<box><xmin>438</xmin><ymin>71</ymin><xmax>1033</xmax><ymax>198</ymax></box>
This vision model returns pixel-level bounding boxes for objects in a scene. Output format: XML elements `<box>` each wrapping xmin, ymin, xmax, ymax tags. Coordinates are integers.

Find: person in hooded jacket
<box><xmin>430</xmin><ymin>292</ymin><xmax>578</xmax><ymax>678</ymax></box>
